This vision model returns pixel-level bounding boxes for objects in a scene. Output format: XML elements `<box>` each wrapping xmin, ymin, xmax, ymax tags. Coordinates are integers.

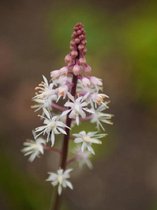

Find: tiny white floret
<box><xmin>35</xmin><ymin>109</ymin><xmax>69</xmax><ymax>146</ymax></box>
<box><xmin>62</xmin><ymin>93</ymin><xmax>91</xmax><ymax>125</ymax></box>
<box><xmin>74</xmin><ymin>146</ymin><xmax>93</xmax><ymax>169</ymax></box>
<box><xmin>73</xmin><ymin>131</ymin><xmax>106</xmax><ymax>155</ymax></box>
<box><xmin>22</xmin><ymin>136</ymin><xmax>45</xmax><ymax>162</ymax></box>
<box><xmin>47</xmin><ymin>168</ymin><xmax>73</xmax><ymax>195</ymax></box>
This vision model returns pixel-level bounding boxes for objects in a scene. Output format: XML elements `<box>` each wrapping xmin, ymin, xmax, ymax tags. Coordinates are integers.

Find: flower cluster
<box><xmin>22</xmin><ymin>23</ymin><xmax>112</xmax><ymax>196</ymax></box>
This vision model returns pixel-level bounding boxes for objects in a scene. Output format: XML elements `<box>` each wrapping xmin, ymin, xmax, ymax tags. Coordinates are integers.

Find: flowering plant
<box><xmin>22</xmin><ymin>23</ymin><xmax>112</xmax><ymax>210</ymax></box>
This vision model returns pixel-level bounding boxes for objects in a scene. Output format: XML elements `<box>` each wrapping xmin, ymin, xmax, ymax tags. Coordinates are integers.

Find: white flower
<box><xmin>22</xmin><ymin>135</ymin><xmax>45</xmax><ymax>162</ymax></box>
<box><xmin>47</xmin><ymin>168</ymin><xmax>73</xmax><ymax>195</ymax></box>
<box><xmin>74</xmin><ymin>146</ymin><xmax>93</xmax><ymax>169</ymax></box>
<box><xmin>62</xmin><ymin>94</ymin><xmax>92</xmax><ymax>125</ymax></box>
<box><xmin>77</xmin><ymin>78</ymin><xmax>93</xmax><ymax>95</ymax></box>
<box><xmin>77</xmin><ymin>77</ymin><xmax>103</xmax><ymax>97</ymax></box>
<box><xmin>53</xmin><ymin>75</ymin><xmax>70</xmax><ymax>87</ymax></box>
<box><xmin>81</xmin><ymin>77</ymin><xmax>91</xmax><ymax>87</ymax></box>
<box><xmin>90</xmin><ymin>76</ymin><xmax>103</xmax><ymax>91</ymax></box>
<box><xmin>35</xmin><ymin>109</ymin><xmax>69</xmax><ymax>146</ymax></box>
<box><xmin>90</xmin><ymin>104</ymin><xmax>113</xmax><ymax>130</ymax></box>
<box><xmin>50</xmin><ymin>70</ymin><xmax>61</xmax><ymax>79</ymax></box>
<box><xmin>73</xmin><ymin>131</ymin><xmax>106</xmax><ymax>155</ymax></box>
<box><xmin>32</xmin><ymin>75</ymin><xmax>57</xmax><ymax>111</ymax></box>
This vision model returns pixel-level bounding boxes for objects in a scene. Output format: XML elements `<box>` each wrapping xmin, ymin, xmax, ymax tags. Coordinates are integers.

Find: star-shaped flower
<box><xmin>22</xmin><ymin>133</ymin><xmax>46</xmax><ymax>162</ymax></box>
<box><xmin>62</xmin><ymin>93</ymin><xmax>92</xmax><ymax>125</ymax></box>
<box><xmin>90</xmin><ymin>104</ymin><xmax>113</xmax><ymax>130</ymax></box>
<box><xmin>73</xmin><ymin>131</ymin><xmax>106</xmax><ymax>154</ymax></box>
<box><xmin>32</xmin><ymin>75</ymin><xmax>57</xmax><ymax>112</ymax></box>
<box><xmin>74</xmin><ymin>146</ymin><xmax>93</xmax><ymax>169</ymax></box>
<box><xmin>35</xmin><ymin>109</ymin><xmax>69</xmax><ymax>146</ymax></box>
<box><xmin>47</xmin><ymin>168</ymin><xmax>73</xmax><ymax>195</ymax></box>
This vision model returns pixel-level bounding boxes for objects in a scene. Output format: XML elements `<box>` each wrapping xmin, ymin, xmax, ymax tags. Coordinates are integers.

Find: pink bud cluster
<box><xmin>64</xmin><ymin>23</ymin><xmax>91</xmax><ymax>76</ymax></box>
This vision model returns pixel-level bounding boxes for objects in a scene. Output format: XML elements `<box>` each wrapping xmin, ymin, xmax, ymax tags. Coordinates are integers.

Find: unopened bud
<box><xmin>77</xmin><ymin>30</ymin><xmax>82</xmax><ymax>35</ymax></box>
<box><xmin>79</xmin><ymin>57</ymin><xmax>86</xmax><ymax>64</ymax></box>
<box><xmin>60</xmin><ymin>66</ymin><xmax>68</xmax><ymax>75</ymax></box>
<box><xmin>72</xmin><ymin>31</ymin><xmax>77</xmax><ymax>37</ymax></box>
<box><xmin>79</xmin><ymin>35</ymin><xmax>84</xmax><ymax>40</ymax></box>
<box><xmin>78</xmin><ymin>45</ymin><xmax>84</xmax><ymax>51</ymax></box>
<box><xmin>64</xmin><ymin>54</ymin><xmax>72</xmax><ymax>64</ymax></box>
<box><xmin>70</xmin><ymin>40</ymin><xmax>75</xmax><ymax>46</ymax></box>
<box><xmin>50</xmin><ymin>70</ymin><xmax>60</xmax><ymax>78</ymax></box>
<box><xmin>71</xmin><ymin>50</ymin><xmax>78</xmax><ymax>57</ymax></box>
<box><xmin>72</xmin><ymin>64</ymin><xmax>81</xmax><ymax>75</ymax></box>
<box><xmin>83</xmin><ymin>48</ymin><xmax>87</xmax><ymax>54</ymax></box>
<box><xmin>81</xmin><ymin>40</ymin><xmax>87</xmax><ymax>45</ymax></box>
<box><xmin>75</xmin><ymin>38</ymin><xmax>80</xmax><ymax>44</ymax></box>
<box><xmin>85</xmin><ymin>65</ymin><xmax>92</xmax><ymax>74</ymax></box>
<box><xmin>70</xmin><ymin>46</ymin><xmax>74</xmax><ymax>50</ymax></box>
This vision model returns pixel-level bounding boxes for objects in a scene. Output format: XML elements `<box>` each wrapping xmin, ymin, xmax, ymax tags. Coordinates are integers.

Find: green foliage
<box><xmin>119</xmin><ymin>4</ymin><xmax>157</xmax><ymax>105</ymax></box>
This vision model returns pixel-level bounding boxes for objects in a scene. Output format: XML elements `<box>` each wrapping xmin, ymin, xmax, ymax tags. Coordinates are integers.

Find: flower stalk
<box><xmin>22</xmin><ymin>22</ymin><xmax>112</xmax><ymax>210</ymax></box>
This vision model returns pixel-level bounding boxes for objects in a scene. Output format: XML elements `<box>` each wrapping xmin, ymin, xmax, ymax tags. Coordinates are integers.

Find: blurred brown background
<box><xmin>0</xmin><ymin>0</ymin><xmax>157</xmax><ymax>210</ymax></box>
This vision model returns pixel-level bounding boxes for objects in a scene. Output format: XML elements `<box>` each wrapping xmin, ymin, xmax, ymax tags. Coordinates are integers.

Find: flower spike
<box><xmin>22</xmin><ymin>23</ymin><xmax>112</xmax><ymax>207</ymax></box>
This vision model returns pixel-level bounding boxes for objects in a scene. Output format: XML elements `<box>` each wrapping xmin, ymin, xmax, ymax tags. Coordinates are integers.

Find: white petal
<box><xmin>67</xmin><ymin>93</ymin><xmax>74</xmax><ymax>101</ymax></box>
<box><xmin>74</xmin><ymin>138</ymin><xmax>83</xmax><ymax>143</ymax></box>
<box><xmin>65</xmin><ymin>181</ymin><xmax>73</xmax><ymax>190</ymax></box>
<box><xmin>87</xmin><ymin>145</ymin><xmax>95</xmax><ymax>155</ymax></box>
<box><xmin>43</xmin><ymin>108</ymin><xmax>51</xmax><ymax>119</ymax></box>
<box><xmin>58</xmin><ymin>185</ymin><xmax>62</xmax><ymax>195</ymax></box>
<box><xmin>58</xmin><ymin>127</ymin><xmax>67</xmax><ymax>135</ymax></box>
<box><xmin>50</xmin><ymin>132</ymin><xmax>55</xmax><ymax>146</ymax></box>
<box><xmin>61</xmin><ymin>109</ymin><xmax>71</xmax><ymax>116</ymax></box>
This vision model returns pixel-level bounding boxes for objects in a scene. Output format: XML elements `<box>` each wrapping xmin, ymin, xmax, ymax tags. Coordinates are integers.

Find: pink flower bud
<box><xmin>85</xmin><ymin>65</ymin><xmax>92</xmax><ymax>74</ymax></box>
<box><xmin>70</xmin><ymin>40</ymin><xmax>75</xmax><ymax>46</ymax></box>
<box><xmin>72</xmin><ymin>64</ymin><xmax>81</xmax><ymax>75</ymax></box>
<box><xmin>72</xmin><ymin>31</ymin><xmax>77</xmax><ymax>36</ymax></box>
<box><xmin>79</xmin><ymin>57</ymin><xmax>86</xmax><ymax>64</ymax></box>
<box><xmin>78</xmin><ymin>45</ymin><xmax>84</xmax><ymax>51</ymax></box>
<box><xmin>81</xmin><ymin>40</ymin><xmax>87</xmax><ymax>45</ymax></box>
<box><xmin>77</xmin><ymin>30</ymin><xmax>82</xmax><ymax>35</ymax></box>
<box><xmin>90</xmin><ymin>76</ymin><xmax>102</xmax><ymax>86</ymax></box>
<box><xmin>70</xmin><ymin>46</ymin><xmax>74</xmax><ymax>50</ymax></box>
<box><xmin>64</xmin><ymin>54</ymin><xmax>72</xmax><ymax>64</ymax></box>
<box><xmin>79</xmin><ymin>35</ymin><xmax>84</xmax><ymax>40</ymax></box>
<box><xmin>60</xmin><ymin>66</ymin><xmax>68</xmax><ymax>75</ymax></box>
<box><xmin>71</xmin><ymin>50</ymin><xmax>78</xmax><ymax>57</ymax></box>
<box><xmin>83</xmin><ymin>48</ymin><xmax>87</xmax><ymax>54</ymax></box>
<box><xmin>50</xmin><ymin>70</ymin><xmax>60</xmax><ymax>78</ymax></box>
<box><xmin>75</xmin><ymin>38</ymin><xmax>80</xmax><ymax>44</ymax></box>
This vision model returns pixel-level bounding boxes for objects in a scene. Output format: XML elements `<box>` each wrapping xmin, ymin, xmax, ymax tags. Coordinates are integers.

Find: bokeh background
<box><xmin>0</xmin><ymin>0</ymin><xmax>157</xmax><ymax>209</ymax></box>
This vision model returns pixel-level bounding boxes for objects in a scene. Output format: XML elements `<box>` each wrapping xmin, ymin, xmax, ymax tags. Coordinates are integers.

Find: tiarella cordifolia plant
<box><xmin>22</xmin><ymin>23</ymin><xmax>112</xmax><ymax>210</ymax></box>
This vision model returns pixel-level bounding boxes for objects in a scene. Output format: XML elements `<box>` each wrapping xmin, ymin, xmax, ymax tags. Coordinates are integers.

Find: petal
<box><xmin>65</xmin><ymin>181</ymin><xmax>73</xmax><ymax>190</ymax></box>
<box><xmin>76</xmin><ymin>115</ymin><xmax>80</xmax><ymax>125</ymax></box>
<box><xmin>81</xmin><ymin>142</ymin><xmax>87</xmax><ymax>152</ymax></box>
<box><xmin>74</xmin><ymin>138</ymin><xmax>83</xmax><ymax>143</ymax></box>
<box><xmin>50</xmin><ymin>133</ymin><xmax>55</xmax><ymax>146</ymax></box>
<box><xmin>43</xmin><ymin>108</ymin><xmax>51</xmax><ymax>119</ymax></box>
<box><xmin>61</xmin><ymin>109</ymin><xmax>71</xmax><ymax>116</ymax></box>
<box><xmin>87</xmin><ymin>145</ymin><xmax>95</xmax><ymax>155</ymax></box>
<box><xmin>58</xmin><ymin>127</ymin><xmax>67</xmax><ymax>135</ymax></box>
<box><xmin>58</xmin><ymin>185</ymin><xmax>62</xmax><ymax>195</ymax></box>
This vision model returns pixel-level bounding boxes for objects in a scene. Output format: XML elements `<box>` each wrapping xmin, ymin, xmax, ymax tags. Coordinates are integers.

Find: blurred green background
<box><xmin>0</xmin><ymin>0</ymin><xmax>157</xmax><ymax>209</ymax></box>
